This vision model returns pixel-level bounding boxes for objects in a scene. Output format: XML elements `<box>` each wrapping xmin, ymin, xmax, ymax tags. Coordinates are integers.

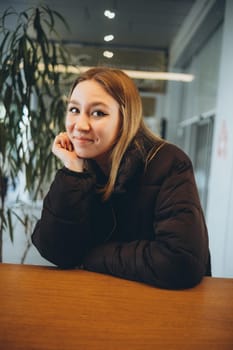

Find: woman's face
<box><xmin>66</xmin><ymin>79</ymin><xmax>121</xmax><ymax>167</ymax></box>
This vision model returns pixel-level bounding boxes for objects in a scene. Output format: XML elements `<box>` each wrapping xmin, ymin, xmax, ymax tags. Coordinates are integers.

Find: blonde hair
<box><xmin>68</xmin><ymin>67</ymin><xmax>162</xmax><ymax>200</ymax></box>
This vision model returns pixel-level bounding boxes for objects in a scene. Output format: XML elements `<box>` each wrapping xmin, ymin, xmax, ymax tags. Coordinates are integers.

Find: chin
<box><xmin>75</xmin><ymin>151</ymin><xmax>92</xmax><ymax>159</ymax></box>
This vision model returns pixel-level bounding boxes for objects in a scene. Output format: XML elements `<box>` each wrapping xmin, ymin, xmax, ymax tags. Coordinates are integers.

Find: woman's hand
<box><xmin>52</xmin><ymin>132</ymin><xmax>84</xmax><ymax>172</ymax></box>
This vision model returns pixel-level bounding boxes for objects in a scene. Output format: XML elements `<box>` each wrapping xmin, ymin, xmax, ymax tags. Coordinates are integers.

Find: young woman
<box><xmin>32</xmin><ymin>67</ymin><xmax>211</xmax><ymax>289</ymax></box>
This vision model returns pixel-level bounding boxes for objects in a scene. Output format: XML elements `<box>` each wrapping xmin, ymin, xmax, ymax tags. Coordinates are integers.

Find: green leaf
<box><xmin>0</xmin><ymin>31</ymin><xmax>10</xmax><ymax>58</ymax></box>
<box><xmin>41</xmin><ymin>5</ymin><xmax>70</xmax><ymax>33</ymax></box>
<box><xmin>3</xmin><ymin>84</ymin><xmax>12</xmax><ymax>112</ymax></box>
<box><xmin>7</xmin><ymin>209</ymin><xmax>14</xmax><ymax>243</ymax></box>
<box><xmin>0</xmin><ymin>5</ymin><xmax>72</xmax><ymax>251</ymax></box>
<box><xmin>52</xmin><ymin>9</ymin><xmax>70</xmax><ymax>32</ymax></box>
<box><xmin>0</xmin><ymin>7</ymin><xmax>16</xmax><ymax>31</ymax></box>
<box><xmin>0</xmin><ymin>123</ymin><xmax>6</xmax><ymax>157</ymax></box>
<box><xmin>11</xmin><ymin>209</ymin><xmax>25</xmax><ymax>226</ymax></box>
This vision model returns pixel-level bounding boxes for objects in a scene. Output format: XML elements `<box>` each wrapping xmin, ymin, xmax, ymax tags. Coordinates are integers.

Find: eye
<box><xmin>69</xmin><ymin>106</ymin><xmax>79</xmax><ymax>114</ymax></box>
<box><xmin>92</xmin><ymin>110</ymin><xmax>107</xmax><ymax>117</ymax></box>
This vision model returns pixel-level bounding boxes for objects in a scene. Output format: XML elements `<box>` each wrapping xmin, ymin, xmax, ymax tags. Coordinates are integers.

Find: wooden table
<box><xmin>0</xmin><ymin>263</ymin><xmax>232</xmax><ymax>349</ymax></box>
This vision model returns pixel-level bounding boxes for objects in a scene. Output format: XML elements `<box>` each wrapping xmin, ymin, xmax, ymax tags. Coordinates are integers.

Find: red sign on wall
<box><xmin>217</xmin><ymin>119</ymin><xmax>228</xmax><ymax>158</ymax></box>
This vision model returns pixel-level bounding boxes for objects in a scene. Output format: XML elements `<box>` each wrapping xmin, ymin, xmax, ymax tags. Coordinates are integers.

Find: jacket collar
<box><xmin>89</xmin><ymin>133</ymin><xmax>157</xmax><ymax>194</ymax></box>
<box><xmin>114</xmin><ymin>139</ymin><xmax>145</xmax><ymax>193</ymax></box>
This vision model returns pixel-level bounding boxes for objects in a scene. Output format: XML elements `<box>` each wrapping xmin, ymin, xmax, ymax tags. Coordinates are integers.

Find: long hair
<box><xmin>68</xmin><ymin>66</ymin><xmax>162</xmax><ymax>200</ymax></box>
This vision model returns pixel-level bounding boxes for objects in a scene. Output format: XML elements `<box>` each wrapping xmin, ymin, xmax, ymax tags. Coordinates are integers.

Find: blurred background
<box><xmin>0</xmin><ymin>0</ymin><xmax>232</xmax><ymax>278</ymax></box>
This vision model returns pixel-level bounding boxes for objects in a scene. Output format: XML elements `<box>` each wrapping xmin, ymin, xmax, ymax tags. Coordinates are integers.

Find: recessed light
<box><xmin>104</xmin><ymin>10</ymin><xmax>115</xmax><ymax>19</ymax></box>
<box><xmin>103</xmin><ymin>51</ymin><xmax>114</xmax><ymax>58</ymax></box>
<box><xmin>104</xmin><ymin>34</ymin><xmax>114</xmax><ymax>42</ymax></box>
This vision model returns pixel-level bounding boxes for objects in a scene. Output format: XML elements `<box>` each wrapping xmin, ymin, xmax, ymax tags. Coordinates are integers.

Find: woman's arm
<box><xmin>83</xmin><ymin>151</ymin><xmax>210</xmax><ymax>289</ymax></box>
<box><xmin>32</xmin><ymin>167</ymin><xmax>96</xmax><ymax>268</ymax></box>
<box><xmin>32</xmin><ymin>131</ymin><xmax>97</xmax><ymax>267</ymax></box>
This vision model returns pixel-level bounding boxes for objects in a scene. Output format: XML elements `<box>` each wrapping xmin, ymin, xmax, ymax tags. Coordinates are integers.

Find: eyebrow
<box><xmin>67</xmin><ymin>99</ymin><xmax>110</xmax><ymax>108</ymax></box>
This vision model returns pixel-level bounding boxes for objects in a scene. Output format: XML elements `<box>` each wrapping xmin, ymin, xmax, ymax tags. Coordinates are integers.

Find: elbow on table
<box><xmin>32</xmin><ymin>233</ymin><xmax>78</xmax><ymax>269</ymax></box>
<box><xmin>43</xmin><ymin>249</ymin><xmax>78</xmax><ymax>269</ymax></box>
<box><xmin>35</xmin><ymin>244</ymin><xmax>77</xmax><ymax>269</ymax></box>
<box><xmin>150</xmin><ymin>254</ymin><xmax>206</xmax><ymax>290</ymax></box>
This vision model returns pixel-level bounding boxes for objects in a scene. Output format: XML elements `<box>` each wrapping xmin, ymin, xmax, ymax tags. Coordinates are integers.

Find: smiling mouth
<box><xmin>73</xmin><ymin>136</ymin><xmax>94</xmax><ymax>144</ymax></box>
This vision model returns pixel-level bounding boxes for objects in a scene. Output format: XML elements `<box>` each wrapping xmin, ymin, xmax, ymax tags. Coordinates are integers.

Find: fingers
<box><xmin>52</xmin><ymin>132</ymin><xmax>84</xmax><ymax>172</ymax></box>
<box><xmin>53</xmin><ymin>132</ymin><xmax>73</xmax><ymax>152</ymax></box>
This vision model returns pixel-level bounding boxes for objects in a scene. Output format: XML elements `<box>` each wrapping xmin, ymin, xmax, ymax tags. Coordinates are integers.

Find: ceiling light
<box><xmin>103</xmin><ymin>51</ymin><xmax>114</xmax><ymax>58</ymax></box>
<box><xmin>104</xmin><ymin>34</ymin><xmax>114</xmax><ymax>42</ymax></box>
<box><xmin>104</xmin><ymin>10</ymin><xmax>115</xmax><ymax>19</ymax></box>
<box><xmin>37</xmin><ymin>64</ymin><xmax>194</xmax><ymax>82</ymax></box>
<box><xmin>125</xmin><ymin>70</ymin><xmax>194</xmax><ymax>82</ymax></box>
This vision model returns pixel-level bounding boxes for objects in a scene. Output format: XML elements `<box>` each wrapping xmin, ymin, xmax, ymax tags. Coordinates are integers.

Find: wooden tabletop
<box><xmin>0</xmin><ymin>263</ymin><xmax>232</xmax><ymax>350</ymax></box>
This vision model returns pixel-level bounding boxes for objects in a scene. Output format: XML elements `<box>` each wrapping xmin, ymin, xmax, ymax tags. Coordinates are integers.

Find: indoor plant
<box><xmin>0</xmin><ymin>6</ymin><xmax>71</xmax><ymax>261</ymax></box>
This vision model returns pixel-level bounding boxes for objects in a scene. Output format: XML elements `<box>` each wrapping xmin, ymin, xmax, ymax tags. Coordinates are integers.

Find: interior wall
<box><xmin>206</xmin><ymin>0</ymin><xmax>233</xmax><ymax>277</ymax></box>
<box><xmin>166</xmin><ymin>0</ymin><xmax>233</xmax><ymax>277</ymax></box>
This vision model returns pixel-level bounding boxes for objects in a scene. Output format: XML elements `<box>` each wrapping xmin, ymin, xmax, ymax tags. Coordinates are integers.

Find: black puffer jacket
<box><xmin>32</xmin><ymin>137</ymin><xmax>211</xmax><ymax>289</ymax></box>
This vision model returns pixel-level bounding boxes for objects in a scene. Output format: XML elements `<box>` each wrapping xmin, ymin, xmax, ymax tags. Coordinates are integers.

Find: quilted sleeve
<box><xmin>83</xmin><ymin>149</ymin><xmax>210</xmax><ymax>289</ymax></box>
<box><xmin>32</xmin><ymin>167</ymin><xmax>96</xmax><ymax>268</ymax></box>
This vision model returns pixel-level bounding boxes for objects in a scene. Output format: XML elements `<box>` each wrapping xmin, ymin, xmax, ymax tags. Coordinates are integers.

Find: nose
<box><xmin>74</xmin><ymin>113</ymin><xmax>90</xmax><ymax>132</ymax></box>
